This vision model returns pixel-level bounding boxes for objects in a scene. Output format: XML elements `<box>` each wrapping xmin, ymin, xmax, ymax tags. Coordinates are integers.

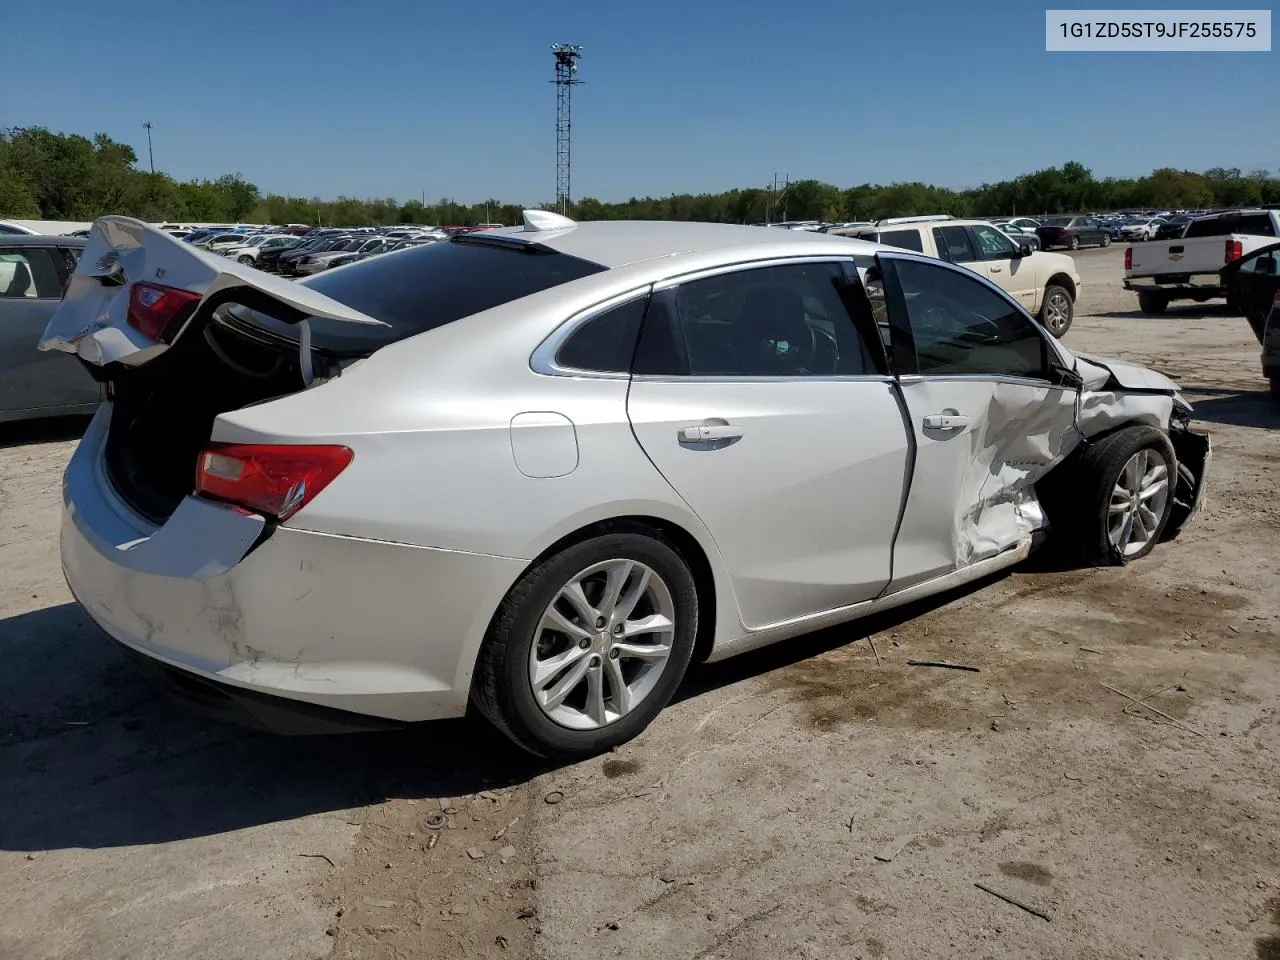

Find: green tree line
<box><xmin>3</xmin><ymin>127</ymin><xmax>1277</xmax><ymax>228</ymax></box>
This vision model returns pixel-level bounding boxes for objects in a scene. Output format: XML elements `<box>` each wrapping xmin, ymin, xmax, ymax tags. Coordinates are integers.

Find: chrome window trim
<box><xmin>896</xmin><ymin>373</ymin><xmax>1055</xmax><ymax>388</ymax></box>
<box><xmin>529</xmin><ymin>286</ymin><xmax>653</xmax><ymax>379</ymax></box>
<box><xmin>631</xmin><ymin>374</ymin><xmax>896</xmax><ymax>385</ymax></box>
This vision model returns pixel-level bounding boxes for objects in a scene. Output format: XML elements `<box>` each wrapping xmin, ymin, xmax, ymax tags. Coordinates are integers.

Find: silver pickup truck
<box><xmin>1123</xmin><ymin>209</ymin><xmax>1280</xmax><ymax>314</ymax></box>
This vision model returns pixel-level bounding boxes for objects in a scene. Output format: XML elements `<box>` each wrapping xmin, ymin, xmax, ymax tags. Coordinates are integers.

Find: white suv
<box><xmin>831</xmin><ymin>216</ymin><xmax>1083</xmax><ymax>337</ymax></box>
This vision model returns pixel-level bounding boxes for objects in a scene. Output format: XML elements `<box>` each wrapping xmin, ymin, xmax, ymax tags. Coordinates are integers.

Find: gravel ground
<box><xmin>1</xmin><ymin>244</ymin><xmax>1277</xmax><ymax>960</ymax></box>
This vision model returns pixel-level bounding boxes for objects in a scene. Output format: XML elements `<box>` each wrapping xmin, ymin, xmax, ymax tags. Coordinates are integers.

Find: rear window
<box><xmin>290</xmin><ymin>237</ymin><xmax>607</xmax><ymax>352</ymax></box>
<box><xmin>1183</xmin><ymin>213</ymin><xmax>1277</xmax><ymax>238</ymax></box>
<box><xmin>1040</xmin><ymin>217</ymin><xmax>1071</xmax><ymax>227</ymax></box>
<box><xmin>877</xmin><ymin>229</ymin><xmax>925</xmax><ymax>252</ymax></box>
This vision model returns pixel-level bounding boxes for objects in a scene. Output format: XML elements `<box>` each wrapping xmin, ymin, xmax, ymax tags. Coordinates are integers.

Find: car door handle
<box><xmin>989</xmin><ymin>266</ymin><xmax>1003</xmax><ymax>273</ymax></box>
<box><xmin>922</xmin><ymin>413</ymin><xmax>969</xmax><ymax>430</ymax></box>
<box><xmin>679</xmin><ymin>424</ymin><xmax>743</xmax><ymax>443</ymax></box>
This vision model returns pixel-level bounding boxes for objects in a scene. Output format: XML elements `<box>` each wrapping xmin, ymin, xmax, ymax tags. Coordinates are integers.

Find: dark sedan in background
<box><xmin>1036</xmin><ymin>216</ymin><xmax>1112</xmax><ymax>250</ymax></box>
<box><xmin>1155</xmin><ymin>216</ymin><xmax>1191</xmax><ymax>240</ymax></box>
<box><xmin>0</xmin><ymin>235</ymin><xmax>98</xmax><ymax>423</ymax></box>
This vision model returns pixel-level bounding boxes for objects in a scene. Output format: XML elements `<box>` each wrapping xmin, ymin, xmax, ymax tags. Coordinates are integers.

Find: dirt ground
<box><xmin>2</xmin><ymin>244</ymin><xmax>1278</xmax><ymax>960</ymax></box>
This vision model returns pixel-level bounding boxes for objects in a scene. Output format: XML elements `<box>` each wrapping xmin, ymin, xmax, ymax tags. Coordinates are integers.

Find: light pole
<box><xmin>551</xmin><ymin>43</ymin><xmax>583</xmax><ymax>217</ymax></box>
<box><xmin>142</xmin><ymin>121</ymin><xmax>154</xmax><ymax>173</ymax></box>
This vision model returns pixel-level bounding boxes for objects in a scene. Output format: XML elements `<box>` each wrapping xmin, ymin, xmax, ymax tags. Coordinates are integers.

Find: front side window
<box><xmin>932</xmin><ymin>226</ymin><xmax>978</xmax><ymax>263</ymax></box>
<box><xmin>0</xmin><ymin>249</ymin><xmax>64</xmax><ymax>299</ymax></box>
<box><xmin>972</xmin><ymin>225</ymin><xmax>1016</xmax><ymax>260</ymax></box>
<box><xmin>634</xmin><ymin>262</ymin><xmax>873</xmax><ymax>377</ymax></box>
<box><xmin>889</xmin><ymin>259</ymin><xmax>1047</xmax><ymax>378</ymax></box>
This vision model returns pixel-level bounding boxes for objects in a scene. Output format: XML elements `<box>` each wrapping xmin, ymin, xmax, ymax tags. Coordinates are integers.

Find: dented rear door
<box><xmin>880</xmin><ymin>255</ymin><xmax>1079</xmax><ymax>588</ymax></box>
<box><xmin>39</xmin><ymin>216</ymin><xmax>386</xmax><ymax>368</ymax></box>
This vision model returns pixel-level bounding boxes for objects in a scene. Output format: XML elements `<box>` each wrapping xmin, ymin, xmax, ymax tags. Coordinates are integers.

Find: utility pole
<box><xmin>551</xmin><ymin>43</ymin><xmax>583</xmax><ymax>217</ymax></box>
<box><xmin>142</xmin><ymin>121</ymin><xmax>154</xmax><ymax>173</ymax></box>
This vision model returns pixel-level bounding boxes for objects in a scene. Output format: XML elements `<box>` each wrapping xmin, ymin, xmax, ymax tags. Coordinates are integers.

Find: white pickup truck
<box><xmin>1123</xmin><ymin>209</ymin><xmax>1280</xmax><ymax>314</ymax></box>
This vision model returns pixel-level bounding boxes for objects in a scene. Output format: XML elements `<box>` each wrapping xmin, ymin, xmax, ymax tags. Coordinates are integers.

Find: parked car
<box><xmin>294</xmin><ymin>237</ymin><xmax>382</xmax><ymax>275</ymax></box>
<box><xmin>829</xmin><ymin>216</ymin><xmax>1080</xmax><ymax>336</ymax></box>
<box><xmin>1220</xmin><ymin>240</ymin><xmax>1280</xmax><ymax>348</ymax></box>
<box><xmin>1117</xmin><ymin>218</ymin><xmax>1167</xmax><ymax>243</ymax></box>
<box><xmin>1125</xmin><ymin>209</ymin><xmax>1280</xmax><ymax>314</ymax></box>
<box><xmin>993</xmin><ymin>221</ymin><xmax>1041</xmax><ymax>251</ymax></box>
<box><xmin>1035</xmin><ymin>216</ymin><xmax>1111</xmax><ymax>250</ymax></box>
<box><xmin>39</xmin><ymin>214</ymin><xmax>1210</xmax><ymax>757</ymax></box>
<box><xmin>1154</xmin><ymin>216</ymin><xmax>1191</xmax><ymax>240</ymax></box>
<box><xmin>277</xmin><ymin>235</ymin><xmax>356</xmax><ymax>276</ymax></box>
<box><xmin>0</xmin><ymin>235</ymin><xmax>99</xmax><ymax>423</ymax></box>
<box><xmin>222</xmin><ymin>234</ymin><xmax>301</xmax><ymax>266</ymax></box>
<box><xmin>259</xmin><ymin>235</ymin><xmax>330</xmax><ymax>273</ymax></box>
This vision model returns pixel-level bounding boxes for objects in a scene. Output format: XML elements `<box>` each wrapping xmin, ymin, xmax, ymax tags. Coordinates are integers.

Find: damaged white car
<box><xmin>41</xmin><ymin>213</ymin><xmax>1210</xmax><ymax>758</ymax></box>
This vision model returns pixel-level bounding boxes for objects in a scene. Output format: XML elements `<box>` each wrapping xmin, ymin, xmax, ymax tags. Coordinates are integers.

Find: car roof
<box><xmin>0</xmin><ymin>234</ymin><xmax>87</xmax><ymax>249</ymax></box>
<box><xmin>484</xmin><ymin>219</ymin><xmax>879</xmax><ymax>268</ymax></box>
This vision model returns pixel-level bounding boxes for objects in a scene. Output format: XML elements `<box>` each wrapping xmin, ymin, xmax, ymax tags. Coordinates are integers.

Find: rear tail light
<box><xmin>195</xmin><ymin>443</ymin><xmax>353</xmax><ymax>521</ymax></box>
<box><xmin>1226</xmin><ymin>238</ymin><xmax>1243</xmax><ymax>262</ymax></box>
<box><xmin>1124</xmin><ymin>248</ymin><xmax>1132</xmax><ymax>270</ymax></box>
<box><xmin>127</xmin><ymin>282</ymin><xmax>201</xmax><ymax>343</ymax></box>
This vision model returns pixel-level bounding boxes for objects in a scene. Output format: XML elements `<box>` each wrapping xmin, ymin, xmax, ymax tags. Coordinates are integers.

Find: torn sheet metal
<box><xmin>39</xmin><ymin>216</ymin><xmax>386</xmax><ymax>369</ymax></box>
<box><xmin>1073</xmin><ymin>354</ymin><xmax>1177</xmax><ymax>437</ymax></box>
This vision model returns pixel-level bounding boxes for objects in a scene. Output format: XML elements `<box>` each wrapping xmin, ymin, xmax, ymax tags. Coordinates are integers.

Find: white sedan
<box><xmin>40</xmin><ymin>214</ymin><xmax>1211</xmax><ymax>757</ymax></box>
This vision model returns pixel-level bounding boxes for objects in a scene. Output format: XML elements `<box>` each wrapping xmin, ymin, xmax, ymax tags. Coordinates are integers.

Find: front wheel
<box><xmin>1039</xmin><ymin>284</ymin><xmax>1074</xmax><ymax>338</ymax></box>
<box><xmin>1068</xmin><ymin>235</ymin><xmax>1080</xmax><ymax>250</ymax></box>
<box><xmin>1101</xmin><ymin>234</ymin><xmax>1111</xmax><ymax>247</ymax></box>
<box><xmin>1065</xmin><ymin>426</ymin><xmax>1178</xmax><ymax>565</ymax></box>
<box><xmin>237</xmin><ymin>255</ymin><xmax>254</xmax><ymax>265</ymax></box>
<box><xmin>472</xmin><ymin>530</ymin><xmax>698</xmax><ymax>759</ymax></box>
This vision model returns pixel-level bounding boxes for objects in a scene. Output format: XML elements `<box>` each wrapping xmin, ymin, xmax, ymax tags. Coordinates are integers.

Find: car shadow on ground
<box><xmin>1095</xmin><ymin>303</ymin><xmax>1239</xmax><ymax>322</ymax></box>
<box><xmin>0</xmin><ymin>415</ymin><xmax>92</xmax><ymax>450</ymax></box>
<box><xmin>1182</xmin><ymin>388</ymin><xmax>1280</xmax><ymax>428</ymax></box>
<box><xmin>0</xmin><ymin>567</ymin><xmax>1021</xmax><ymax>854</ymax></box>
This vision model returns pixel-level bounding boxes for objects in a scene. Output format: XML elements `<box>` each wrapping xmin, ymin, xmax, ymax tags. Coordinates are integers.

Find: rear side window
<box><xmin>1185</xmin><ymin>214</ymin><xmax>1277</xmax><ymax>238</ymax></box>
<box><xmin>877</xmin><ymin>229</ymin><xmax>924</xmax><ymax>252</ymax></box>
<box><xmin>555</xmin><ymin>297</ymin><xmax>648</xmax><ymax>373</ymax></box>
<box><xmin>0</xmin><ymin>248</ymin><xmax>65</xmax><ymax>299</ymax></box>
<box><xmin>293</xmin><ymin>238</ymin><xmax>607</xmax><ymax>352</ymax></box>
<box><xmin>932</xmin><ymin>226</ymin><xmax>978</xmax><ymax>263</ymax></box>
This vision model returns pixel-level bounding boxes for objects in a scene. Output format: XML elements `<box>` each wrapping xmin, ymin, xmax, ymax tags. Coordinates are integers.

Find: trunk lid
<box><xmin>39</xmin><ymin>216</ymin><xmax>386</xmax><ymax>368</ymax></box>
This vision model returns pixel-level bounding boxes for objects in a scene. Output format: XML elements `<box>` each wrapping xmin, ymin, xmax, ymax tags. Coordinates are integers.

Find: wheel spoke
<box><xmin>1116</xmin><ymin>510</ymin><xmax>1134</xmax><ymax>551</ymax></box>
<box><xmin>1131</xmin><ymin>502</ymin><xmax>1148</xmax><ymax>540</ymax></box>
<box><xmin>619</xmin><ymin>613</ymin><xmax>674</xmax><ymax>640</ymax></box>
<box><xmin>1138</xmin><ymin>503</ymin><xmax>1161</xmax><ymax>534</ymax></box>
<box><xmin>1140</xmin><ymin>464</ymin><xmax>1168</xmax><ymax>500</ymax></box>
<box><xmin>584</xmin><ymin>663</ymin><xmax>608</xmax><ymax>726</ymax></box>
<box><xmin>539</xmin><ymin>654</ymin><xmax>592</xmax><ymax>710</ymax></box>
<box><xmin>612</xmin><ymin>638</ymin><xmax>671</xmax><ymax>661</ymax></box>
<box><xmin>603</xmin><ymin>656</ymin><xmax>631</xmax><ymax>716</ymax></box>
<box><xmin>597</xmin><ymin>561</ymin><xmax>633</xmax><ymax>621</ymax></box>
<box><xmin>613</xmin><ymin>567</ymin><xmax>652</xmax><ymax>623</ymax></box>
<box><xmin>540</xmin><ymin>605</ymin><xmax>592</xmax><ymax>642</ymax></box>
<box><xmin>532</xmin><ymin>643</ymin><xmax>590</xmax><ymax>689</ymax></box>
<box><xmin>560</xmin><ymin>581</ymin><xmax>600</xmax><ymax>627</ymax></box>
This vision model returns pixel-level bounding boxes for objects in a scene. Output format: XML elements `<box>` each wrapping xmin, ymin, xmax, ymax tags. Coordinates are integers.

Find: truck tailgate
<box><xmin>1127</xmin><ymin>237</ymin><xmax>1224</xmax><ymax>279</ymax></box>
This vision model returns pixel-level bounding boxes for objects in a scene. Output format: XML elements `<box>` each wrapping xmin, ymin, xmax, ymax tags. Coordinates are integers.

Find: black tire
<box><xmin>1054</xmin><ymin>426</ymin><xmax>1178</xmax><ymax>566</ymax></box>
<box><xmin>1137</xmin><ymin>291</ymin><xmax>1169</xmax><ymax>315</ymax></box>
<box><xmin>1039</xmin><ymin>284</ymin><xmax>1074</xmax><ymax>338</ymax></box>
<box><xmin>471</xmin><ymin>529</ymin><xmax>698</xmax><ymax>759</ymax></box>
<box><xmin>1100</xmin><ymin>234</ymin><xmax>1111</xmax><ymax>247</ymax></box>
<box><xmin>237</xmin><ymin>255</ymin><xmax>254</xmax><ymax>265</ymax></box>
<box><xmin>1270</xmin><ymin>375</ymin><xmax>1280</xmax><ymax>401</ymax></box>
<box><xmin>1068</xmin><ymin>235</ymin><xmax>1080</xmax><ymax>250</ymax></box>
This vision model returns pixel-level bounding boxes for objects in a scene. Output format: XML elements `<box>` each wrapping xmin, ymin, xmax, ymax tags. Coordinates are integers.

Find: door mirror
<box><xmin>1048</xmin><ymin>361</ymin><xmax>1083</xmax><ymax>388</ymax></box>
<box><xmin>1015</xmin><ymin>243</ymin><xmax>1033</xmax><ymax>258</ymax></box>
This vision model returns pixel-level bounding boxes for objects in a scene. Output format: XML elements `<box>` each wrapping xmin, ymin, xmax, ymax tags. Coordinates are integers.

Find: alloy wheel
<box><xmin>1108</xmin><ymin>448</ymin><xmax>1171</xmax><ymax>558</ymax></box>
<box><xmin>1044</xmin><ymin>292</ymin><xmax>1071</xmax><ymax>334</ymax></box>
<box><xmin>528</xmin><ymin>559</ymin><xmax>676</xmax><ymax>730</ymax></box>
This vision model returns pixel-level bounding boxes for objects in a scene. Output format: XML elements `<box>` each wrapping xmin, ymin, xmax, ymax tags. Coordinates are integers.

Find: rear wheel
<box><xmin>1039</xmin><ymin>285</ymin><xmax>1074</xmax><ymax>338</ymax></box>
<box><xmin>1100</xmin><ymin>234</ymin><xmax>1111</xmax><ymax>247</ymax></box>
<box><xmin>472</xmin><ymin>531</ymin><xmax>698</xmax><ymax>759</ymax></box>
<box><xmin>1137</xmin><ymin>291</ymin><xmax>1169</xmax><ymax>315</ymax></box>
<box><xmin>1069</xmin><ymin>235</ymin><xmax>1080</xmax><ymax>250</ymax></box>
<box><xmin>1056</xmin><ymin>426</ymin><xmax>1177</xmax><ymax>565</ymax></box>
<box><xmin>237</xmin><ymin>255</ymin><xmax>254</xmax><ymax>265</ymax></box>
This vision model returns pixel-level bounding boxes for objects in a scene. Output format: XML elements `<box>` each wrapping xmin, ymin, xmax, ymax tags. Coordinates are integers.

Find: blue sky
<box><xmin>6</xmin><ymin>0</ymin><xmax>1276</xmax><ymax>204</ymax></box>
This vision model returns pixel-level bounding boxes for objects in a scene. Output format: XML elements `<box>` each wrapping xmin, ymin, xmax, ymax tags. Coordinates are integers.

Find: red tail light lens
<box><xmin>127</xmin><ymin>282</ymin><xmax>202</xmax><ymax>342</ymax></box>
<box><xmin>1226</xmin><ymin>239</ymin><xmax>1243</xmax><ymax>262</ymax></box>
<box><xmin>195</xmin><ymin>443</ymin><xmax>354</xmax><ymax>521</ymax></box>
<box><xmin>1124</xmin><ymin>247</ymin><xmax>1132</xmax><ymax>270</ymax></box>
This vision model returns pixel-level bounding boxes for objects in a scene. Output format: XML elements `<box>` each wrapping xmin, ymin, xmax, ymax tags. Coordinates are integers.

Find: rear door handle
<box><xmin>922</xmin><ymin>413</ymin><xmax>969</xmax><ymax>430</ymax></box>
<box><xmin>989</xmin><ymin>266</ymin><xmax>1003</xmax><ymax>273</ymax></box>
<box><xmin>679</xmin><ymin>424</ymin><xmax>743</xmax><ymax>443</ymax></box>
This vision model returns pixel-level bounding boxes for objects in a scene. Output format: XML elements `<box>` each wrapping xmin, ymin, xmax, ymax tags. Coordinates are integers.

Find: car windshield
<box><xmin>232</xmin><ymin>237</ymin><xmax>607</xmax><ymax>355</ymax></box>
